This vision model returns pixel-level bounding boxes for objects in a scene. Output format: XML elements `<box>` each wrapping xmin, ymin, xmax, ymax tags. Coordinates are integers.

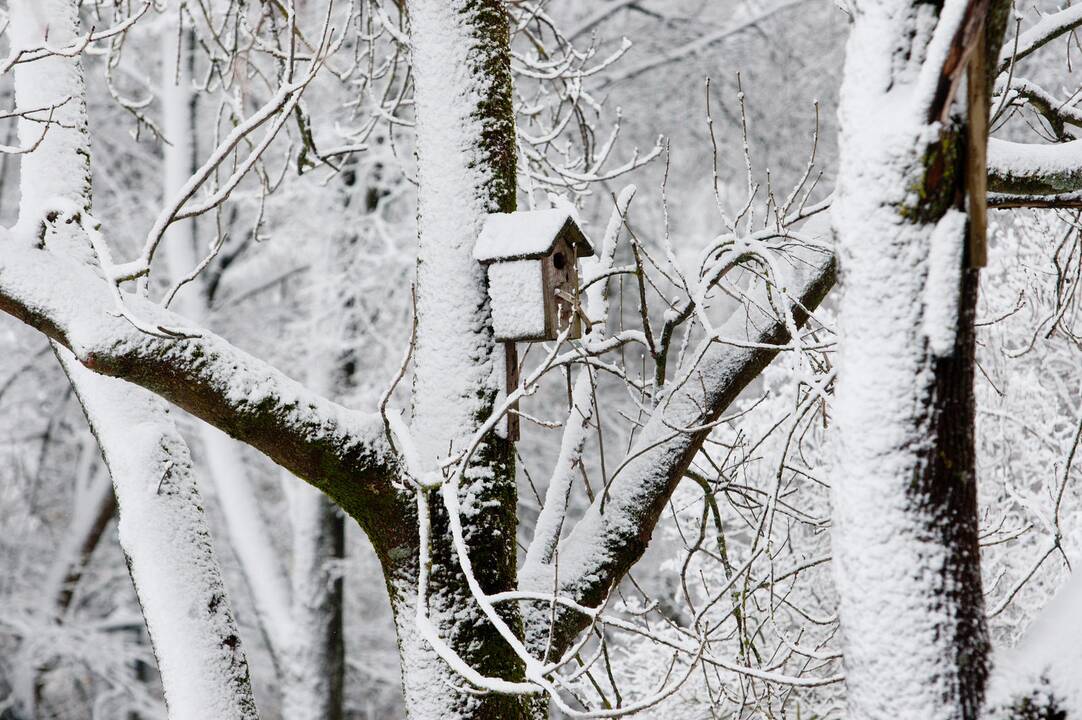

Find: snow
<box><xmin>986</xmin><ymin>575</ymin><xmax>1082</xmax><ymax>716</ymax></box>
<box><xmin>408</xmin><ymin>0</ymin><xmax>507</xmax><ymax>466</ymax></box>
<box><xmin>988</xmin><ymin>137</ymin><xmax>1082</xmax><ymax>194</ymax></box>
<box><xmin>922</xmin><ymin>209</ymin><xmax>966</xmax><ymax>356</ymax></box>
<box><xmin>474</xmin><ymin>208</ymin><xmax>591</xmax><ymax>263</ymax></box>
<box><xmin>828</xmin><ymin>4</ymin><xmax>988</xmax><ymax>718</ymax></box>
<box><xmin>14</xmin><ymin>1</ymin><xmax>1076</xmax><ymax>718</ymax></box>
<box><xmin>9</xmin><ymin>0</ymin><xmax>94</xmax><ymax>267</ymax></box>
<box><xmin>487</xmin><ymin>259</ymin><xmax>546</xmax><ymax>340</ymax></box>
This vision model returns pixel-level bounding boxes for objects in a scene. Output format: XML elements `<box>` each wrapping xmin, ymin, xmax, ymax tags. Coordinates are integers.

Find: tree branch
<box><xmin>987</xmin><ymin>137</ymin><xmax>1082</xmax><ymax>195</ymax></box>
<box><xmin>598</xmin><ymin>0</ymin><xmax>810</xmax><ymax>89</ymax></box>
<box><xmin>525</xmin><ymin>241</ymin><xmax>836</xmax><ymax>655</ymax></box>
<box><xmin>997</xmin><ymin>77</ymin><xmax>1082</xmax><ymax>140</ymax></box>
<box><xmin>989</xmin><ymin>189</ymin><xmax>1082</xmax><ymax>209</ymax></box>
<box><xmin>0</xmin><ymin>239</ymin><xmax>402</xmax><ymax>524</ymax></box>
<box><xmin>996</xmin><ymin>4</ymin><xmax>1082</xmax><ymax>73</ymax></box>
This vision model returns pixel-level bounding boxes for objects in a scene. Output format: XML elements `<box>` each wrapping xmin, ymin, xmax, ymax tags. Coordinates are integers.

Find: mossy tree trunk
<box><xmin>361</xmin><ymin>2</ymin><xmax>537</xmax><ymax>718</ymax></box>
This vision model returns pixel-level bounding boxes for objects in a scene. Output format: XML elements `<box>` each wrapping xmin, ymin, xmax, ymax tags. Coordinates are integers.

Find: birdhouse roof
<box><xmin>474</xmin><ymin>209</ymin><xmax>594</xmax><ymax>264</ymax></box>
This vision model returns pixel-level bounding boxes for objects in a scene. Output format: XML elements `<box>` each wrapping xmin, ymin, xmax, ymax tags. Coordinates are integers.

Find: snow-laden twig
<box><xmin>0</xmin><ymin>1</ymin><xmax>152</xmax><ymax>74</ymax></box>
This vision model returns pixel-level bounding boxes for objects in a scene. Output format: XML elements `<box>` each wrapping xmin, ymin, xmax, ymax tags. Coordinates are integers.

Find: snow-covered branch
<box><xmin>528</xmin><ymin>240</ymin><xmax>836</xmax><ymax>656</ymax></box>
<box><xmin>597</xmin><ymin>0</ymin><xmax>811</xmax><ymax>89</ymax></box>
<box><xmin>988</xmin><ymin>137</ymin><xmax>1082</xmax><ymax>196</ymax></box>
<box><xmin>996</xmin><ymin>3</ymin><xmax>1082</xmax><ymax>73</ymax></box>
<box><xmin>0</xmin><ymin>239</ymin><xmax>400</xmax><ymax>517</ymax></box>
<box><xmin>994</xmin><ymin>77</ymin><xmax>1082</xmax><ymax>140</ymax></box>
<box><xmin>523</xmin><ymin>186</ymin><xmax>635</xmax><ymax>573</ymax></box>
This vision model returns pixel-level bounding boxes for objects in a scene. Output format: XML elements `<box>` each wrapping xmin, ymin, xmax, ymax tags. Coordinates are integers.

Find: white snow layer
<box><xmin>922</xmin><ymin>209</ymin><xmax>966</xmax><ymax>356</ymax></box>
<box><xmin>10</xmin><ymin>0</ymin><xmax>94</xmax><ymax>266</ymax></box>
<box><xmin>409</xmin><ymin>0</ymin><xmax>505</xmax><ymax>465</ymax></box>
<box><xmin>988</xmin><ymin>137</ymin><xmax>1082</xmax><ymax>177</ymax></box>
<box><xmin>487</xmin><ymin>260</ymin><xmax>546</xmax><ymax>340</ymax></box>
<box><xmin>986</xmin><ymin>574</ymin><xmax>1082</xmax><ymax>715</ymax></box>
<box><xmin>474</xmin><ymin>208</ymin><xmax>579</xmax><ymax>263</ymax></box>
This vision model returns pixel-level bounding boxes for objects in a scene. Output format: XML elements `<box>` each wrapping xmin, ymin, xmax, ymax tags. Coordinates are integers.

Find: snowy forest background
<box><xmin>0</xmin><ymin>0</ymin><xmax>1080</xmax><ymax>718</ymax></box>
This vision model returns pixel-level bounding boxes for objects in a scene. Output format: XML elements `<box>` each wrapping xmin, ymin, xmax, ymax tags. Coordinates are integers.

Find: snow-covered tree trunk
<box><xmin>375</xmin><ymin>1</ymin><xmax>531</xmax><ymax>718</ymax></box>
<box><xmin>831</xmin><ymin>2</ymin><xmax>1009</xmax><ymax>718</ymax></box>
<box><xmin>10</xmin><ymin>2</ymin><xmax>258</xmax><ymax>718</ymax></box>
<box><xmin>282</xmin><ymin>484</ymin><xmax>345</xmax><ymax>720</ymax></box>
<box><xmin>159</xmin><ymin>22</ymin><xmax>345</xmax><ymax>717</ymax></box>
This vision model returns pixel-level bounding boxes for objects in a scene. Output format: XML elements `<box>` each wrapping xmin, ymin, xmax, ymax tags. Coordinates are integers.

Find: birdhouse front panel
<box><xmin>542</xmin><ymin>235</ymin><xmax>582</xmax><ymax>339</ymax></box>
<box><xmin>487</xmin><ymin>259</ymin><xmax>548</xmax><ymax>341</ymax></box>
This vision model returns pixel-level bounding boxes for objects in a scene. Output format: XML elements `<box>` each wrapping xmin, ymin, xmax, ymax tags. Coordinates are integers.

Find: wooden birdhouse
<box><xmin>474</xmin><ymin>208</ymin><xmax>594</xmax><ymax>342</ymax></box>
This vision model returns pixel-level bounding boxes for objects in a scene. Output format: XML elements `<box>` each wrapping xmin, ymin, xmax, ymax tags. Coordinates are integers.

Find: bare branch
<box><xmin>529</xmin><ymin>242</ymin><xmax>836</xmax><ymax>656</ymax></box>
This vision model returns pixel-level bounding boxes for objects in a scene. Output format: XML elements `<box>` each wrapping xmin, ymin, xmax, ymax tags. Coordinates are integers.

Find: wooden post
<box><xmin>505</xmin><ymin>341</ymin><xmax>519</xmax><ymax>441</ymax></box>
<box><xmin>966</xmin><ymin>11</ymin><xmax>990</xmax><ymax>268</ymax></box>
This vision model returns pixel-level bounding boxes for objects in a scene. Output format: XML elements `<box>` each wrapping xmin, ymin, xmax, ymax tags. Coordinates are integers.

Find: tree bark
<box><xmin>10</xmin><ymin>2</ymin><xmax>259</xmax><ymax>717</ymax></box>
<box><xmin>830</xmin><ymin>3</ymin><xmax>1009</xmax><ymax>718</ymax></box>
<box><xmin>373</xmin><ymin>1</ymin><xmax>532</xmax><ymax>718</ymax></box>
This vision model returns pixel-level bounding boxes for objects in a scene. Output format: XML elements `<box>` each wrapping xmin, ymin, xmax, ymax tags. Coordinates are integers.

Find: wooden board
<box><xmin>965</xmin><ymin>5</ymin><xmax>990</xmax><ymax>268</ymax></box>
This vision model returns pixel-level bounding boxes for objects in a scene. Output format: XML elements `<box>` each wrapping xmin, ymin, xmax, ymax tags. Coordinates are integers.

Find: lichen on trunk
<box><xmin>364</xmin><ymin>1</ymin><xmax>532</xmax><ymax>718</ymax></box>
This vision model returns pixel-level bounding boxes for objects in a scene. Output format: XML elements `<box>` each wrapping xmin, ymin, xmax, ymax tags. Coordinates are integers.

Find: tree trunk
<box><xmin>382</xmin><ymin>527</ymin><xmax>540</xmax><ymax>720</ymax></box>
<box><xmin>375</xmin><ymin>1</ymin><xmax>532</xmax><ymax>718</ymax></box>
<box><xmin>10</xmin><ymin>2</ymin><xmax>259</xmax><ymax>717</ymax></box>
<box><xmin>282</xmin><ymin>485</ymin><xmax>345</xmax><ymax>720</ymax></box>
<box><xmin>831</xmin><ymin>3</ymin><xmax>1009</xmax><ymax>718</ymax></box>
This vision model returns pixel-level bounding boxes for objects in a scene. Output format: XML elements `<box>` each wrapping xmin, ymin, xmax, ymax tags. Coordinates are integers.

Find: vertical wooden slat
<box><xmin>505</xmin><ymin>341</ymin><xmax>520</xmax><ymax>441</ymax></box>
<box><xmin>966</xmin><ymin>21</ymin><xmax>990</xmax><ymax>268</ymax></box>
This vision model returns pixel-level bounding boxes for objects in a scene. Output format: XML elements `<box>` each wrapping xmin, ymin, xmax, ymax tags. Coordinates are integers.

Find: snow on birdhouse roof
<box><xmin>474</xmin><ymin>208</ymin><xmax>594</xmax><ymax>264</ymax></box>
